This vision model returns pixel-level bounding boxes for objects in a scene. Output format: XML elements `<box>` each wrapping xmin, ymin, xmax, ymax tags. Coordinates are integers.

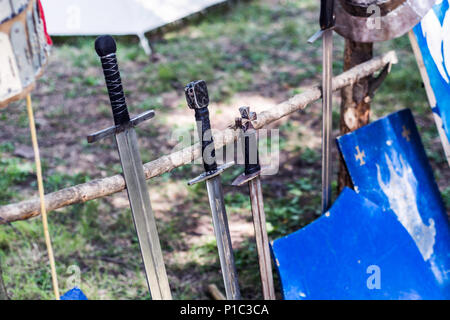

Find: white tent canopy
<box><xmin>41</xmin><ymin>0</ymin><xmax>226</xmax><ymax>54</ymax></box>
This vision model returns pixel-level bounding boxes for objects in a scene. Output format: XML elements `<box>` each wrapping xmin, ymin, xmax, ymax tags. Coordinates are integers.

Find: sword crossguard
<box><xmin>188</xmin><ymin>161</ymin><xmax>235</xmax><ymax>186</ymax></box>
<box><xmin>87</xmin><ymin>110</ymin><xmax>155</xmax><ymax>143</ymax></box>
<box><xmin>185</xmin><ymin>80</ymin><xmax>218</xmax><ymax>174</ymax></box>
<box><xmin>231</xmin><ymin>170</ymin><xmax>261</xmax><ymax>187</ymax></box>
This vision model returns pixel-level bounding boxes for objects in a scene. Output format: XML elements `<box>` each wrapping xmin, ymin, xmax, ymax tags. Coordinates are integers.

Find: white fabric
<box><xmin>41</xmin><ymin>0</ymin><xmax>225</xmax><ymax>36</ymax></box>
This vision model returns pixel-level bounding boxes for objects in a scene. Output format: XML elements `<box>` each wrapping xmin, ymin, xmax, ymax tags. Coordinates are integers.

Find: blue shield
<box><xmin>60</xmin><ymin>287</ymin><xmax>88</xmax><ymax>300</ymax></box>
<box><xmin>337</xmin><ymin>109</ymin><xmax>450</xmax><ymax>297</ymax></box>
<box><xmin>271</xmin><ymin>188</ymin><xmax>444</xmax><ymax>300</ymax></box>
<box><xmin>413</xmin><ymin>0</ymin><xmax>450</xmax><ymax>162</ymax></box>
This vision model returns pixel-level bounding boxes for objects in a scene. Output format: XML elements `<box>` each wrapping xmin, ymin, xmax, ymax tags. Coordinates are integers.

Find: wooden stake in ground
<box><xmin>0</xmin><ymin>257</ymin><xmax>7</xmax><ymax>300</ymax></box>
<box><xmin>207</xmin><ymin>284</ymin><xmax>226</xmax><ymax>300</ymax></box>
<box><xmin>338</xmin><ymin>39</ymin><xmax>373</xmax><ymax>192</ymax></box>
<box><xmin>26</xmin><ymin>94</ymin><xmax>60</xmax><ymax>300</ymax></box>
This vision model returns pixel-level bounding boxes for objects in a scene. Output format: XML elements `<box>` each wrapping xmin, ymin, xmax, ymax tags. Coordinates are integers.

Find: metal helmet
<box><xmin>334</xmin><ymin>0</ymin><xmax>437</xmax><ymax>42</ymax></box>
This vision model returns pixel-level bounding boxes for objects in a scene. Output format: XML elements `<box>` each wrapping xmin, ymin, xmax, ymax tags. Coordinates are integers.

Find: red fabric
<box><xmin>37</xmin><ymin>0</ymin><xmax>52</xmax><ymax>45</ymax></box>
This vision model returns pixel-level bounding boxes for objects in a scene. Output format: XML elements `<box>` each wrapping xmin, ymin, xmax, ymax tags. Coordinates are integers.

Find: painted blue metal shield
<box><xmin>337</xmin><ymin>109</ymin><xmax>450</xmax><ymax>297</ymax></box>
<box><xmin>60</xmin><ymin>287</ymin><xmax>88</xmax><ymax>300</ymax></box>
<box><xmin>271</xmin><ymin>188</ymin><xmax>444</xmax><ymax>300</ymax></box>
<box><xmin>413</xmin><ymin>0</ymin><xmax>450</xmax><ymax>163</ymax></box>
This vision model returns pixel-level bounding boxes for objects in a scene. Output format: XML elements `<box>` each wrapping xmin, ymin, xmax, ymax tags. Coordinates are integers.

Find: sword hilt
<box><xmin>320</xmin><ymin>0</ymin><xmax>335</xmax><ymax>30</ymax></box>
<box><xmin>95</xmin><ymin>35</ymin><xmax>130</xmax><ymax>126</ymax></box>
<box><xmin>239</xmin><ymin>107</ymin><xmax>260</xmax><ymax>176</ymax></box>
<box><xmin>185</xmin><ymin>80</ymin><xmax>217</xmax><ymax>174</ymax></box>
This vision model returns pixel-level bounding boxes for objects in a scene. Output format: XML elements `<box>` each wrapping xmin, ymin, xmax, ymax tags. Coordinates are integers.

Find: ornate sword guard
<box><xmin>232</xmin><ymin>106</ymin><xmax>262</xmax><ymax>187</ymax></box>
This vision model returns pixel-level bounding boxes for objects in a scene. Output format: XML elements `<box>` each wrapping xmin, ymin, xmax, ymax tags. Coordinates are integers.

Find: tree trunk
<box><xmin>338</xmin><ymin>39</ymin><xmax>373</xmax><ymax>193</ymax></box>
<box><xmin>0</xmin><ymin>257</ymin><xmax>8</xmax><ymax>300</ymax></box>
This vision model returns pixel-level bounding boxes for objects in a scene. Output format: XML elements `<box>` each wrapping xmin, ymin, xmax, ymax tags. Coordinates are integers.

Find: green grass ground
<box><xmin>0</xmin><ymin>0</ymin><xmax>448</xmax><ymax>299</ymax></box>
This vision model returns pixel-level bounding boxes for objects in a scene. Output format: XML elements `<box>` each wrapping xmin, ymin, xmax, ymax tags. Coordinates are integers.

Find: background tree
<box><xmin>338</xmin><ymin>39</ymin><xmax>373</xmax><ymax>192</ymax></box>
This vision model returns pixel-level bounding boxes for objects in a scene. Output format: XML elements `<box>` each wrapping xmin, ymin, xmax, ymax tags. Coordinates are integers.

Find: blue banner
<box><xmin>413</xmin><ymin>0</ymin><xmax>450</xmax><ymax>162</ymax></box>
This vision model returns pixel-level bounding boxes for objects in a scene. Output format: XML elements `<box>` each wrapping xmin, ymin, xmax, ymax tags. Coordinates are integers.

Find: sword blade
<box><xmin>322</xmin><ymin>29</ymin><xmax>333</xmax><ymax>213</ymax></box>
<box><xmin>248</xmin><ymin>177</ymin><xmax>276</xmax><ymax>300</ymax></box>
<box><xmin>116</xmin><ymin>128</ymin><xmax>172</xmax><ymax>300</ymax></box>
<box><xmin>205</xmin><ymin>176</ymin><xmax>241</xmax><ymax>300</ymax></box>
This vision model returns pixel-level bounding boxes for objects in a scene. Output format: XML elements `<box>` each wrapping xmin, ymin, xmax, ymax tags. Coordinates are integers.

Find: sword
<box><xmin>232</xmin><ymin>107</ymin><xmax>275</xmax><ymax>300</ymax></box>
<box><xmin>185</xmin><ymin>80</ymin><xmax>241</xmax><ymax>300</ymax></box>
<box><xmin>87</xmin><ymin>35</ymin><xmax>172</xmax><ymax>300</ymax></box>
<box><xmin>308</xmin><ymin>0</ymin><xmax>335</xmax><ymax>213</ymax></box>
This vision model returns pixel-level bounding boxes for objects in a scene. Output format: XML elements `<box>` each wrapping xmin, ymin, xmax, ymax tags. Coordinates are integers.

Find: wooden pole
<box><xmin>338</xmin><ymin>39</ymin><xmax>374</xmax><ymax>192</ymax></box>
<box><xmin>0</xmin><ymin>52</ymin><xmax>397</xmax><ymax>224</ymax></box>
<box><xmin>25</xmin><ymin>95</ymin><xmax>60</xmax><ymax>300</ymax></box>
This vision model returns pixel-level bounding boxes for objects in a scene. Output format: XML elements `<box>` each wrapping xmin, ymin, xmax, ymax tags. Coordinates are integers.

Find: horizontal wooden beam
<box><xmin>0</xmin><ymin>51</ymin><xmax>398</xmax><ymax>224</ymax></box>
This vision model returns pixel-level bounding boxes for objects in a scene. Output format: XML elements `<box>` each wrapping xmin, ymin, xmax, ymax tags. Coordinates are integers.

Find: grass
<box><xmin>0</xmin><ymin>143</ymin><xmax>34</xmax><ymax>204</ymax></box>
<box><xmin>0</xmin><ymin>0</ymin><xmax>448</xmax><ymax>300</ymax></box>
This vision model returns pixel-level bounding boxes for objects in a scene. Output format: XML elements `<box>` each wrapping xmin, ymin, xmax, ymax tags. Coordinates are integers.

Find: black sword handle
<box><xmin>244</xmin><ymin>132</ymin><xmax>260</xmax><ymax>176</ymax></box>
<box><xmin>95</xmin><ymin>35</ymin><xmax>130</xmax><ymax>126</ymax></box>
<box><xmin>239</xmin><ymin>107</ymin><xmax>260</xmax><ymax>176</ymax></box>
<box><xmin>185</xmin><ymin>80</ymin><xmax>217</xmax><ymax>173</ymax></box>
<box><xmin>320</xmin><ymin>0</ymin><xmax>335</xmax><ymax>30</ymax></box>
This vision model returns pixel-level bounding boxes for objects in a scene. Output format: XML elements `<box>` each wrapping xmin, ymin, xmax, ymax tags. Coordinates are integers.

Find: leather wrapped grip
<box><xmin>95</xmin><ymin>35</ymin><xmax>130</xmax><ymax>126</ymax></box>
<box><xmin>194</xmin><ymin>107</ymin><xmax>217</xmax><ymax>173</ymax></box>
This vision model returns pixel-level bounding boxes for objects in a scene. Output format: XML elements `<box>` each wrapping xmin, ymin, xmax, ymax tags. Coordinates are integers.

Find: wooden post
<box><xmin>0</xmin><ymin>258</ymin><xmax>7</xmax><ymax>300</ymax></box>
<box><xmin>338</xmin><ymin>39</ymin><xmax>373</xmax><ymax>192</ymax></box>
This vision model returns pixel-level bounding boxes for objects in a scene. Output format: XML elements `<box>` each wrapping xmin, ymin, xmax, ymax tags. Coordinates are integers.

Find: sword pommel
<box><xmin>95</xmin><ymin>35</ymin><xmax>130</xmax><ymax>127</ymax></box>
<box><xmin>185</xmin><ymin>80</ymin><xmax>217</xmax><ymax>174</ymax></box>
<box><xmin>320</xmin><ymin>0</ymin><xmax>335</xmax><ymax>30</ymax></box>
<box><xmin>184</xmin><ymin>80</ymin><xmax>209</xmax><ymax>109</ymax></box>
<box><xmin>95</xmin><ymin>35</ymin><xmax>117</xmax><ymax>57</ymax></box>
